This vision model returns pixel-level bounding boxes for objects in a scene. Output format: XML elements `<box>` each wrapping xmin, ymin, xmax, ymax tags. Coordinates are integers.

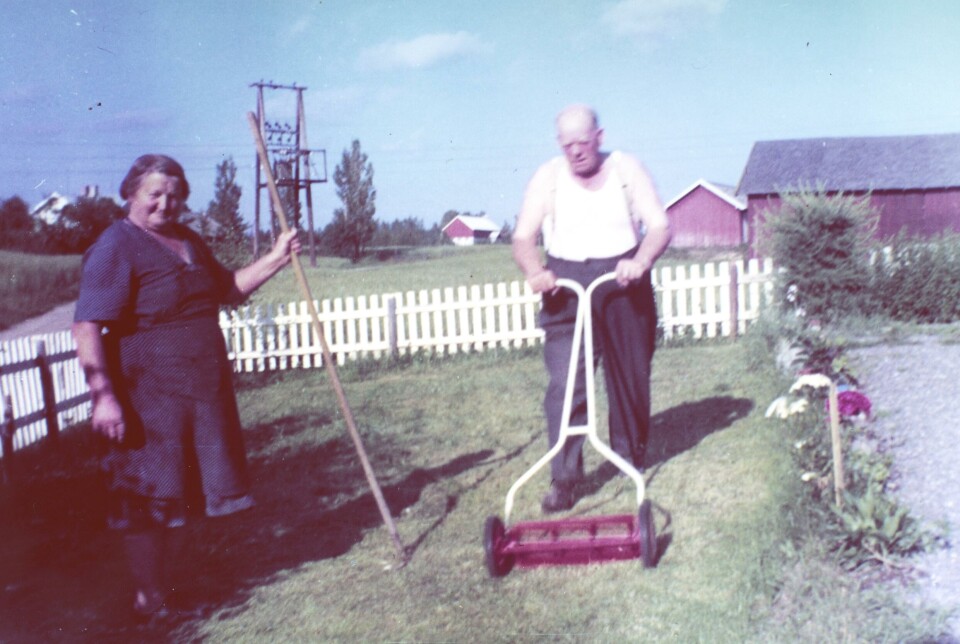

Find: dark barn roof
<box><xmin>737</xmin><ymin>133</ymin><xmax>960</xmax><ymax>196</ymax></box>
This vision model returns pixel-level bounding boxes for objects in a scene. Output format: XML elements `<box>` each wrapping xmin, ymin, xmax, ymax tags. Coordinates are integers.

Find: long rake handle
<box><xmin>246</xmin><ymin>112</ymin><xmax>407</xmax><ymax>564</ymax></box>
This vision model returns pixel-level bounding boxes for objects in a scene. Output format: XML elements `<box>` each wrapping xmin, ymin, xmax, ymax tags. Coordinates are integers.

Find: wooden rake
<box><xmin>246</xmin><ymin>112</ymin><xmax>407</xmax><ymax>565</ymax></box>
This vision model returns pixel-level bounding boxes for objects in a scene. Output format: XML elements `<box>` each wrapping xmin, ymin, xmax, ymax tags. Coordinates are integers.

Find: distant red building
<box><xmin>737</xmin><ymin>133</ymin><xmax>960</xmax><ymax>253</ymax></box>
<box><xmin>665</xmin><ymin>179</ymin><xmax>746</xmax><ymax>248</ymax></box>
<box><xmin>442</xmin><ymin>214</ymin><xmax>502</xmax><ymax>246</ymax></box>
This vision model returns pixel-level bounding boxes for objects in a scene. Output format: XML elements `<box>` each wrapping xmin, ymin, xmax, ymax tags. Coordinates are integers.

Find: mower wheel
<box><xmin>483</xmin><ymin>515</ymin><xmax>514</xmax><ymax>577</ymax></box>
<box><xmin>638</xmin><ymin>500</ymin><xmax>657</xmax><ymax>568</ymax></box>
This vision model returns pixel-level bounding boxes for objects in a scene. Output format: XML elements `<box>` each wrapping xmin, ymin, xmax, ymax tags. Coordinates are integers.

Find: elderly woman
<box><xmin>72</xmin><ymin>154</ymin><xmax>299</xmax><ymax>619</ymax></box>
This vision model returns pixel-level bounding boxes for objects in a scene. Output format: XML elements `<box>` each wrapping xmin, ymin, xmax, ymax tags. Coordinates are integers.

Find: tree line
<box><xmin>0</xmin><ymin>139</ymin><xmax>511</xmax><ymax>265</ymax></box>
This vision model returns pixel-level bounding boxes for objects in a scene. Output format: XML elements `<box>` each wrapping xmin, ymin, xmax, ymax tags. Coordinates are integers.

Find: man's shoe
<box><xmin>541</xmin><ymin>482</ymin><xmax>576</xmax><ymax>514</ymax></box>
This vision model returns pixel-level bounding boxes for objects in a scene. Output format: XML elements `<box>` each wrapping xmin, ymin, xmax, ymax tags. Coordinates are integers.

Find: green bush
<box><xmin>759</xmin><ymin>188</ymin><xmax>878</xmax><ymax>322</ymax></box>
<box><xmin>866</xmin><ymin>232</ymin><xmax>960</xmax><ymax>323</ymax></box>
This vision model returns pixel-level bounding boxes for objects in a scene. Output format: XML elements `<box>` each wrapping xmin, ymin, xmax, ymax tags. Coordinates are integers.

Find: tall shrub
<box><xmin>759</xmin><ymin>188</ymin><xmax>878</xmax><ymax>321</ymax></box>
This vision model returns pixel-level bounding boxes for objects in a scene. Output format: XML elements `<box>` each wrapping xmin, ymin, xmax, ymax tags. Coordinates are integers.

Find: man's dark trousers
<box><xmin>540</xmin><ymin>250</ymin><xmax>657</xmax><ymax>485</ymax></box>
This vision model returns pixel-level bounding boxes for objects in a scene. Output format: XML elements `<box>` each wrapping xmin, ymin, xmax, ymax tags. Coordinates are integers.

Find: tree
<box><xmin>439</xmin><ymin>209</ymin><xmax>459</xmax><ymax>231</ymax></box>
<box><xmin>328</xmin><ymin>140</ymin><xmax>376</xmax><ymax>262</ymax></box>
<box><xmin>0</xmin><ymin>196</ymin><xmax>36</xmax><ymax>250</ymax></box>
<box><xmin>51</xmin><ymin>196</ymin><xmax>124</xmax><ymax>253</ymax></box>
<box><xmin>206</xmin><ymin>156</ymin><xmax>250</xmax><ymax>269</ymax></box>
<box><xmin>498</xmin><ymin>219</ymin><xmax>513</xmax><ymax>244</ymax></box>
<box><xmin>370</xmin><ymin>217</ymin><xmax>439</xmax><ymax>248</ymax></box>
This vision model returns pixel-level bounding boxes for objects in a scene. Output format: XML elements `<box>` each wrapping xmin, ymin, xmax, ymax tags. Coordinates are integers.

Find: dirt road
<box><xmin>0</xmin><ymin>301</ymin><xmax>76</xmax><ymax>342</ymax></box>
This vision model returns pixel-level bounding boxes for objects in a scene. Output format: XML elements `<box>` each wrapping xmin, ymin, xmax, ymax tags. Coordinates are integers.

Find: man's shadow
<box><xmin>577</xmin><ymin>395</ymin><xmax>754</xmax><ymax>563</ymax></box>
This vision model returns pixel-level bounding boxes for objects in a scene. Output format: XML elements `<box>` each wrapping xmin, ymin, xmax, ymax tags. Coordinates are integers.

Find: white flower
<box><xmin>766</xmin><ymin>396</ymin><xmax>811</xmax><ymax>419</ymax></box>
<box><xmin>801</xmin><ymin>472</ymin><xmax>818</xmax><ymax>482</ymax></box>
<box><xmin>765</xmin><ymin>396</ymin><xmax>791</xmax><ymax>419</ymax></box>
<box><xmin>790</xmin><ymin>374</ymin><xmax>832</xmax><ymax>392</ymax></box>
<box><xmin>788</xmin><ymin>399</ymin><xmax>809</xmax><ymax>415</ymax></box>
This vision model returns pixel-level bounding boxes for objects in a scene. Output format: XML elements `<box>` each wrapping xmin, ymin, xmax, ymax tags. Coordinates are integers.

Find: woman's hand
<box><xmin>73</xmin><ymin>321</ymin><xmax>126</xmax><ymax>441</ymax></box>
<box><xmin>91</xmin><ymin>392</ymin><xmax>126</xmax><ymax>441</ymax></box>
<box><xmin>269</xmin><ymin>228</ymin><xmax>301</xmax><ymax>265</ymax></box>
<box><xmin>233</xmin><ymin>228</ymin><xmax>302</xmax><ymax>298</ymax></box>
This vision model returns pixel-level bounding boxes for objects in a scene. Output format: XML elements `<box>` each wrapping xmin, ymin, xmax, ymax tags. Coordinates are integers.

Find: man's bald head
<box><xmin>555</xmin><ymin>104</ymin><xmax>604</xmax><ymax>178</ymax></box>
<box><xmin>556</xmin><ymin>104</ymin><xmax>599</xmax><ymax>131</ymax></box>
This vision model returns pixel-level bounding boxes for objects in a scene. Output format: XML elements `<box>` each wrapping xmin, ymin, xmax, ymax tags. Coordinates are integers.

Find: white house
<box><xmin>29</xmin><ymin>186</ymin><xmax>117</xmax><ymax>228</ymax></box>
<box><xmin>29</xmin><ymin>192</ymin><xmax>73</xmax><ymax>226</ymax></box>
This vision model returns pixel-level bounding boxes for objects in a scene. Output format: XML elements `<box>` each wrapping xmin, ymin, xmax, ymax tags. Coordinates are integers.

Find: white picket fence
<box><xmin>0</xmin><ymin>258</ymin><xmax>774</xmax><ymax>459</ymax></box>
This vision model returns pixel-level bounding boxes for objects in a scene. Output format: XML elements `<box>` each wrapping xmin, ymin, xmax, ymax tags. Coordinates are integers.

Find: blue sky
<box><xmin>3</xmin><ymin>0</ymin><xmax>960</xmax><ymax>230</ymax></box>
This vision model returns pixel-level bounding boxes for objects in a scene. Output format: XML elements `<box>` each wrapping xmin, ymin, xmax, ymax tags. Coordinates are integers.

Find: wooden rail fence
<box><xmin>0</xmin><ymin>258</ymin><xmax>774</xmax><ymax>462</ymax></box>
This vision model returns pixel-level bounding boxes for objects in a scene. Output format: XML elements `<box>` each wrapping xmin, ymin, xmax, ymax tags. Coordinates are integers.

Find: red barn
<box><xmin>665</xmin><ymin>179</ymin><xmax>746</xmax><ymax>248</ymax></box>
<box><xmin>442</xmin><ymin>214</ymin><xmax>502</xmax><ymax>246</ymax></box>
<box><xmin>737</xmin><ymin>133</ymin><xmax>960</xmax><ymax>253</ymax></box>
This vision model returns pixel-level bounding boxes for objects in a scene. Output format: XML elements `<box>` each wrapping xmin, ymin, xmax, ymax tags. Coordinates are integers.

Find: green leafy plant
<box><xmin>787</xmin><ymin>323</ymin><xmax>860</xmax><ymax>388</ymax></box>
<box><xmin>832</xmin><ymin>454</ymin><xmax>933</xmax><ymax>570</ymax></box>
<box><xmin>867</xmin><ymin>232</ymin><xmax>960</xmax><ymax>323</ymax></box>
<box><xmin>766</xmin><ymin>320</ymin><xmax>936</xmax><ymax>570</ymax></box>
<box><xmin>758</xmin><ymin>187</ymin><xmax>879</xmax><ymax>322</ymax></box>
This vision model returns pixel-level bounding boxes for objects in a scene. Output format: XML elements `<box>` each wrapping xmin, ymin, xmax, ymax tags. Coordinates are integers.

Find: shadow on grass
<box><xmin>575</xmin><ymin>395</ymin><xmax>754</xmax><ymax>564</ymax></box>
<box><xmin>646</xmin><ymin>395</ymin><xmax>755</xmax><ymax>470</ymax></box>
<box><xmin>580</xmin><ymin>395</ymin><xmax>755</xmax><ymax>494</ymax></box>
<box><xmin>0</xmin><ymin>414</ymin><xmax>498</xmax><ymax>641</ymax></box>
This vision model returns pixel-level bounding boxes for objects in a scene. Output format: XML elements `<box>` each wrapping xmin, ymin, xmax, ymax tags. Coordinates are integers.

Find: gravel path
<box><xmin>851</xmin><ymin>333</ymin><xmax>960</xmax><ymax>636</ymax></box>
<box><xmin>0</xmin><ymin>301</ymin><xmax>75</xmax><ymax>342</ymax></box>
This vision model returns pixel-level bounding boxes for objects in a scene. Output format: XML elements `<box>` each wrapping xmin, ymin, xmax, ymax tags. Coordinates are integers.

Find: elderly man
<box><xmin>512</xmin><ymin>104</ymin><xmax>672</xmax><ymax>513</ymax></box>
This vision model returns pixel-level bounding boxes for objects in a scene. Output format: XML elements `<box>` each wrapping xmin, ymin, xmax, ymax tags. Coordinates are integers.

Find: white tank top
<box><xmin>543</xmin><ymin>151</ymin><xmax>640</xmax><ymax>261</ymax></box>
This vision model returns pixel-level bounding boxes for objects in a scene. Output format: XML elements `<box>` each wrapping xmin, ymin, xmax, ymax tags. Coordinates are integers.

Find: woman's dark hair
<box><xmin>119</xmin><ymin>154</ymin><xmax>191</xmax><ymax>201</ymax></box>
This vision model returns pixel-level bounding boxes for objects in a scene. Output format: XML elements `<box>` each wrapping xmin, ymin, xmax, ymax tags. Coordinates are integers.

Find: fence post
<box><xmin>386</xmin><ymin>296</ymin><xmax>399</xmax><ymax>359</ymax></box>
<box><xmin>35</xmin><ymin>339</ymin><xmax>60</xmax><ymax>444</ymax></box>
<box><xmin>728</xmin><ymin>263</ymin><xmax>740</xmax><ymax>339</ymax></box>
<box><xmin>2</xmin><ymin>394</ymin><xmax>15</xmax><ymax>484</ymax></box>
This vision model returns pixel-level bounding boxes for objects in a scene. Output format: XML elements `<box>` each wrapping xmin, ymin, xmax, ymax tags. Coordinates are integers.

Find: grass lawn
<box><xmin>0</xmin><ymin>250</ymin><xmax>82</xmax><ymax>330</ymax></box>
<box><xmin>251</xmin><ymin>245</ymin><xmax>523</xmax><ymax>305</ymax></box>
<box><xmin>1</xmin><ymin>339</ymin><xmax>793</xmax><ymax>641</ymax></box>
<box><xmin>206</xmin><ymin>344</ymin><xmax>793</xmax><ymax>642</ymax></box>
<box><xmin>1</xmin><ymin>244</ymin><xmax>944</xmax><ymax>641</ymax></box>
<box><xmin>249</xmin><ymin>243</ymin><xmax>748</xmax><ymax>306</ymax></box>
<box><xmin>0</xmin><ymin>243</ymin><xmax>746</xmax><ymax>330</ymax></box>
<box><xmin>0</xmin><ymin>338</ymin><xmax>944</xmax><ymax>641</ymax></box>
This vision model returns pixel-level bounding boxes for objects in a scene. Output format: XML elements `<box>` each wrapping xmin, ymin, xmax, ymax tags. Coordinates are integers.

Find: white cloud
<box><xmin>286</xmin><ymin>17</ymin><xmax>312</xmax><ymax>38</ymax></box>
<box><xmin>357</xmin><ymin>31</ymin><xmax>491</xmax><ymax>71</ymax></box>
<box><xmin>601</xmin><ymin>0</ymin><xmax>727</xmax><ymax>38</ymax></box>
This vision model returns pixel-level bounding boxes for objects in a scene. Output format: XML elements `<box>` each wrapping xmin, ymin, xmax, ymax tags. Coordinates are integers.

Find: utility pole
<box><xmin>250</xmin><ymin>81</ymin><xmax>327</xmax><ymax>265</ymax></box>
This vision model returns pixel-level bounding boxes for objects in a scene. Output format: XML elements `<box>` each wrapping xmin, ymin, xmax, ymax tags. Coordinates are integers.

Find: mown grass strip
<box><xmin>183</xmin><ymin>343</ymin><xmax>794</xmax><ymax>642</ymax></box>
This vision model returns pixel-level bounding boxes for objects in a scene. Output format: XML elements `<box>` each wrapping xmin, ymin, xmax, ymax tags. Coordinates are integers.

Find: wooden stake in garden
<box><xmin>827</xmin><ymin>380</ymin><xmax>845</xmax><ymax>508</ymax></box>
<box><xmin>247</xmin><ymin>112</ymin><xmax>408</xmax><ymax>565</ymax></box>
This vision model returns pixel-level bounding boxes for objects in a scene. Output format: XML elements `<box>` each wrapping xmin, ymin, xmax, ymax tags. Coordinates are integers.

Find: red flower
<box><xmin>826</xmin><ymin>390</ymin><xmax>872</xmax><ymax>418</ymax></box>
